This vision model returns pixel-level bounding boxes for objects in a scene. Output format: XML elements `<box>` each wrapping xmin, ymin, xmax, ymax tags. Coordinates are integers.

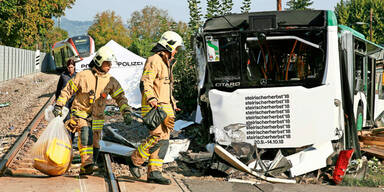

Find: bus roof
<box><xmin>338</xmin><ymin>24</ymin><xmax>384</xmax><ymax>60</ymax></box>
<box><xmin>338</xmin><ymin>25</ymin><xmax>365</xmax><ymax>39</ymax></box>
<box><xmin>202</xmin><ymin>10</ymin><xmax>327</xmax><ymax>32</ymax></box>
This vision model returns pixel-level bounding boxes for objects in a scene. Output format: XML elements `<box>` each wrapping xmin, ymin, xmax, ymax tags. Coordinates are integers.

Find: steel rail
<box><xmin>104</xmin><ymin>153</ymin><xmax>121</xmax><ymax>192</ymax></box>
<box><xmin>0</xmin><ymin>94</ymin><xmax>55</xmax><ymax>176</ymax></box>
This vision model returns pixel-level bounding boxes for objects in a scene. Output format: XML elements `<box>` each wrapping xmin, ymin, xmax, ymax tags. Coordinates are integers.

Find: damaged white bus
<box><xmin>196</xmin><ymin>10</ymin><xmax>384</xmax><ymax>177</ymax></box>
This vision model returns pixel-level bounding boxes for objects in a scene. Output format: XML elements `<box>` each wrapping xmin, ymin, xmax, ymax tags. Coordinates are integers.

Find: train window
<box><xmin>67</xmin><ymin>46</ymin><xmax>74</xmax><ymax>58</ymax></box>
<box><xmin>73</xmin><ymin>37</ymin><xmax>91</xmax><ymax>57</ymax></box>
<box><xmin>60</xmin><ymin>48</ymin><xmax>65</xmax><ymax>67</ymax></box>
<box><xmin>54</xmin><ymin>51</ymin><xmax>62</xmax><ymax>68</ymax></box>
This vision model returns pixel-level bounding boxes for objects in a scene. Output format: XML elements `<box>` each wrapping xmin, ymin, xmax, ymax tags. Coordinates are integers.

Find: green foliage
<box><xmin>342</xmin><ymin>157</ymin><xmax>384</xmax><ymax>187</ymax></box>
<box><xmin>126</xmin><ymin>6</ymin><xmax>197</xmax><ymax>115</ymax></box>
<box><xmin>127</xmin><ymin>6</ymin><xmax>174</xmax><ymax>57</ymax></box>
<box><xmin>0</xmin><ymin>0</ymin><xmax>74</xmax><ymax>50</ymax></box>
<box><xmin>172</xmin><ymin>22</ymin><xmax>197</xmax><ymax>115</ymax></box>
<box><xmin>44</xmin><ymin>27</ymin><xmax>69</xmax><ymax>52</ymax></box>
<box><xmin>286</xmin><ymin>0</ymin><xmax>313</xmax><ymax>10</ymax></box>
<box><xmin>206</xmin><ymin>0</ymin><xmax>221</xmax><ymax>19</ymax></box>
<box><xmin>241</xmin><ymin>0</ymin><xmax>252</xmax><ymax>13</ymax></box>
<box><xmin>335</xmin><ymin>0</ymin><xmax>384</xmax><ymax>44</ymax></box>
<box><xmin>188</xmin><ymin>0</ymin><xmax>203</xmax><ymax>34</ymax></box>
<box><xmin>88</xmin><ymin>10</ymin><xmax>131</xmax><ymax>50</ymax></box>
<box><xmin>220</xmin><ymin>0</ymin><xmax>234</xmax><ymax>15</ymax></box>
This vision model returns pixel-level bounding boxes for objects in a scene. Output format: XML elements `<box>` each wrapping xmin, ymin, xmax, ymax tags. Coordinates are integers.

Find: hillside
<box><xmin>53</xmin><ymin>17</ymin><xmax>93</xmax><ymax>37</ymax></box>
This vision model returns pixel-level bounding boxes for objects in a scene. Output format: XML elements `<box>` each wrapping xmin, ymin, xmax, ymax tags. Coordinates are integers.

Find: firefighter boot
<box><xmin>80</xmin><ymin>164</ymin><xmax>94</xmax><ymax>175</ymax></box>
<box><xmin>127</xmin><ymin>156</ymin><xmax>141</xmax><ymax>178</ymax></box>
<box><xmin>147</xmin><ymin>171</ymin><xmax>171</xmax><ymax>185</ymax></box>
<box><xmin>93</xmin><ymin>148</ymin><xmax>105</xmax><ymax>175</ymax></box>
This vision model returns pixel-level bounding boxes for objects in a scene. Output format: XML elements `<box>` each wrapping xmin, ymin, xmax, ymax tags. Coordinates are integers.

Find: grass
<box><xmin>341</xmin><ymin>157</ymin><xmax>384</xmax><ymax>187</ymax></box>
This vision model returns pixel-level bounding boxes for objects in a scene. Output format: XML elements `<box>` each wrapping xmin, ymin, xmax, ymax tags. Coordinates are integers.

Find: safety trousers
<box><xmin>131</xmin><ymin>104</ymin><xmax>174</xmax><ymax>175</ymax></box>
<box><xmin>131</xmin><ymin>124</ymin><xmax>171</xmax><ymax>174</ymax></box>
<box><xmin>77</xmin><ymin>119</ymin><xmax>104</xmax><ymax>169</ymax></box>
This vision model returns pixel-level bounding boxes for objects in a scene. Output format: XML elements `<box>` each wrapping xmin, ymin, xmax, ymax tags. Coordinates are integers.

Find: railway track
<box><xmin>0</xmin><ymin>94</ymin><xmax>122</xmax><ymax>192</ymax></box>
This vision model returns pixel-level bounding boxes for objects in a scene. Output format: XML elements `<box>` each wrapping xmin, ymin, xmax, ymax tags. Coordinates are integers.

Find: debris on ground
<box><xmin>214</xmin><ymin>144</ymin><xmax>296</xmax><ymax>184</ymax></box>
<box><xmin>360</xmin><ymin>128</ymin><xmax>384</xmax><ymax>159</ymax></box>
<box><xmin>179</xmin><ymin>151</ymin><xmax>213</xmax><ymax>163</ymax></box>
<box><xmin>0</xmin><ymin>102</ymin><xmax>10</xmax><ymax>108</ymax></box>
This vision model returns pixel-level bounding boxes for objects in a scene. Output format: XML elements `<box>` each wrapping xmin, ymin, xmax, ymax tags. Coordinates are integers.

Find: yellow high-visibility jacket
<box><xmin>141</xmin><ymin>52</ymin><xmax>176</xmax><ymax>116</ymax></box>
<box><xmin>57</xmin><ymin>67</ymin><xmax>130</xmax><ymax>127</ymax></box>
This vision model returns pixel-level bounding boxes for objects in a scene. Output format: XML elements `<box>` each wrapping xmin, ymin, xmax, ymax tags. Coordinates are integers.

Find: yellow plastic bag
<box><xmin>46</xmin><ymin>138</ymin><xmax>71</xmax><ymax>166</ymax></box>
<box><xmin>32</xmin><ymin>106</ymin><xmax>72</xmax><ymax>176</ymax></box>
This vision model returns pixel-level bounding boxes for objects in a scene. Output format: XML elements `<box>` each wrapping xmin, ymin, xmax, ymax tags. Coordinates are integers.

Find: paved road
<box><xmin>182</xmin><ymin>179</ymin><xmax>384</xmax><ymax>192</ymax></box>
<box><xmin>1</xmin><ymin>175</ymin><xmax>383</xmax><ymax>192</ymax></box>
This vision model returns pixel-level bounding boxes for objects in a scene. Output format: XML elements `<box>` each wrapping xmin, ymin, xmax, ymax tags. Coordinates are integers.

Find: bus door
<box><xmin>367</xmin><ymin>56</ymin><xmax>376</xmax><ymax>123</ymax></box>
<box><xmin>353</xmin><ymin>38</ymin><xmax>366</xmax><ymax>94</ymax></box>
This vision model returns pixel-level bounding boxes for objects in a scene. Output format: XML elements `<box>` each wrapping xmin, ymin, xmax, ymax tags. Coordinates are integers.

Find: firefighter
<box><xmin>53</xmin><ymin>46</ymin><xmax>134</xmax><ymax>175</ymax></box>
<box><xmin>55</xmin><ymin>59</ymin><xmax>77</xmax><ymax>141</ymax></box>
<box><xmin>126</xmin><ymin>31</ymin><xmax>183</xmax><ymax>185</ymax></box>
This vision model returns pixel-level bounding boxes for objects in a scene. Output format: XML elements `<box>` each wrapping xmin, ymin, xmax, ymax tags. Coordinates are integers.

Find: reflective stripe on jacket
<box><xmin>57</xmin><ymin>67</ymin><xmax>129</xmax><ymax>125</ymax></box>
<box><xmin>140</xmin><ymin>53</ymin><xmax>176</xmax><ymax>117</ymax></box>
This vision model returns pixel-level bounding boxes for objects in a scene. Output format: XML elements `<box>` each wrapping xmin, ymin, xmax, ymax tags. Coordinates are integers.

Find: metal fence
<box><xmin>0</xmin><ymin>45</ymin><xmax>53</xmax><ymax>83</ymax></box>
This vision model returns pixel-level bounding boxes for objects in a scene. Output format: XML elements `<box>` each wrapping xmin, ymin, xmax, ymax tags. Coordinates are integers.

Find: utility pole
<box><xmin>370</xmin><ymin>8</ymin><xmax>373</xmax><ymax>41</ymax></box>
<box><xmin>277</xmin><ymin>0</ymin><xmax>282</xmax><ymax>11</ymax></box>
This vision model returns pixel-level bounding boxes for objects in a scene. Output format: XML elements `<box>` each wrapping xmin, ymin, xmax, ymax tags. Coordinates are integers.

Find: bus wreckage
<box><xmin>195</xmin><ymin>10</ymin><xmax>384</xmax><ymax>181</ymax></box>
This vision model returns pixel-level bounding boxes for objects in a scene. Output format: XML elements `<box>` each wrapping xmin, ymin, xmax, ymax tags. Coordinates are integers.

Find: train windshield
<box><xmin>73</xmin><ymin>36</ymin><xmax>91</xmax><ymax>57</ymax></box>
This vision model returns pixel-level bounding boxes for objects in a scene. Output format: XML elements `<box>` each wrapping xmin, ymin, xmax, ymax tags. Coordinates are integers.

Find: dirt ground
<box><xmin>0</xmin><ymin>72</ymin><xmax>58</xmax><ymax>158</ymax></box>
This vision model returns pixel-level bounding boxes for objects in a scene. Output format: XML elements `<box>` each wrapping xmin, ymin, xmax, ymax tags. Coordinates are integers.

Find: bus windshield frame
<box><xmin>203</xmin><ymin>28</ymin><xmax>327</xmax><ymax>90</ymax></box>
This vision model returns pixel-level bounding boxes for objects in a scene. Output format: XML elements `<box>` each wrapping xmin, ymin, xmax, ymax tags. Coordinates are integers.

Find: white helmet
<box><xmin>93</xmin><ymin>46</ymin><xmax>116</xmax><ymax>67</ymax></box>
<box><xmin>158</xmin><ymin>31</ymin><xmax>184</xmax><ymax>53</ymax></box>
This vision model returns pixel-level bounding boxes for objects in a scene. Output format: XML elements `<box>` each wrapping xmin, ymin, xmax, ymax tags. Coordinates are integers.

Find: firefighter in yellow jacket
<box><xmin>126</xmin><ymin>31</ymin><xmax>183</xmax><ymax>185</ymax></box>
<box><xmin>53</xmin><ymin>46</ymin><xmax>133</xmax><ymax>175</ymax></box>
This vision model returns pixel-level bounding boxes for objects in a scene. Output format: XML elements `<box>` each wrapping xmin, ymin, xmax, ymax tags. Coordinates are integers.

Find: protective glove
<box><xmin>53</xmin><ymin>105</ymin><xmax>63</xmax><ymax>117</ymax></box>
<box><xmin>123</xmin><ymin>109</ymin><xmax>134</xmax><ymax>125</ymax></box>
<box><xmin>163</xmin><ymin>116</ymin><xmax>175</xmax><ymax>129</ymax></box>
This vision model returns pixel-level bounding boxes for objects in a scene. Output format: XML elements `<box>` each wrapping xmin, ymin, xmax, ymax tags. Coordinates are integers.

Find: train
<box><xmin>51</xmin><ymin>35</ymin><xmax>95</xmax><ymax>70</ymax></box>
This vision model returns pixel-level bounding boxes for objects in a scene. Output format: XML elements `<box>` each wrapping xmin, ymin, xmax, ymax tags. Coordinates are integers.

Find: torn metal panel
<box><xmin>286</xmin><ymin>141</ymin><xmax>334</xmax><ymax>177</ymax></box>
<box><xmin>214</xmin><ymin>144</ymin><xmax>296</xmax><ymax>184</ymax></box>
<box><xmin>163</xmin><ymin>139</ymin><xmax>191</xmax><ymax>163</ymax></box>
<box><xmin>99</xmin><ymin>140</ymin><xmax>135</xmax><ymax>156</ymax></box>
<box><xmin>268</xmin><ymin>150</ymin><xmax>292</xmax><ymax>176</ymax></box>
<box><xmin>174</xmin><ymin>120</ymin><xmax>195</xmax><ymax>131</ymax></box>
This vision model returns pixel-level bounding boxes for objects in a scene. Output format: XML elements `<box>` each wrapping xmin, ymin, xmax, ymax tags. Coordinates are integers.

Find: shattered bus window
<box><xmin>244</xmin><ymin>34</ymin><xmax>325</xmax><ymax>88</ymax></box>
<box><xmin>206</xmin><ymin>35</ymin><xmax>242</xmax><ymax>88</ymax></box>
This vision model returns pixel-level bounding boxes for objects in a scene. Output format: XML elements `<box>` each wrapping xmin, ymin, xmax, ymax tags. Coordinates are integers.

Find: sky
<box><xmin>65</xmin><ymin>0</ymin><xmax>341</xmax><ymax>23</ymax></box>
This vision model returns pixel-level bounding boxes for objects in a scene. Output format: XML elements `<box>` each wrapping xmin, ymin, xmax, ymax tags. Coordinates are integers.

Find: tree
<box><xmin>286</xmin><ymin>0</ymin><xmax>313</xmax><ymax>10</ymax></box>
<box><xmin>220</xmin><ymin>0</ymin><xmax>234</xmax><ymax>15</ymax></box>
<box><xmin>206</xmin><ymin>0</ymin><xmax>220</xmax><ymax>19</ymax></box>
<box><xmin>44</xmin><ymin>27</ymin><xmax>69</xmax><ymax>52</ymax></box>
<box><xmin>241</xmin><ymin>0</ymin><xmax>252</xmax><ymax>13</ymax></box>
<box><xmin>0</xmin><ymin>0</ymin><xmax>74</xmax><ymax>50</ymax></box>
<box><xmin>127</xmin><ymin>6</ymin><xmax>196</xmax><ymax>114</ymax></box>
<box><xmin>188</xmin><ymin>0</ymin><xmax>203</xmax><ymax>34</ymax></box>
<box><xmin>335</xmin><ymin>0</ymin><xmax>384</xmax><ymax>44</ymax></box>
<box><xmin>127</xmin><ymin>6</ymin><xmax>175</xmax><ymax>57</ymax></box>
<box><xmin>88</xmin><ymin>10</ymin><xmax>130</xmax><ymax>50</ymax></box>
